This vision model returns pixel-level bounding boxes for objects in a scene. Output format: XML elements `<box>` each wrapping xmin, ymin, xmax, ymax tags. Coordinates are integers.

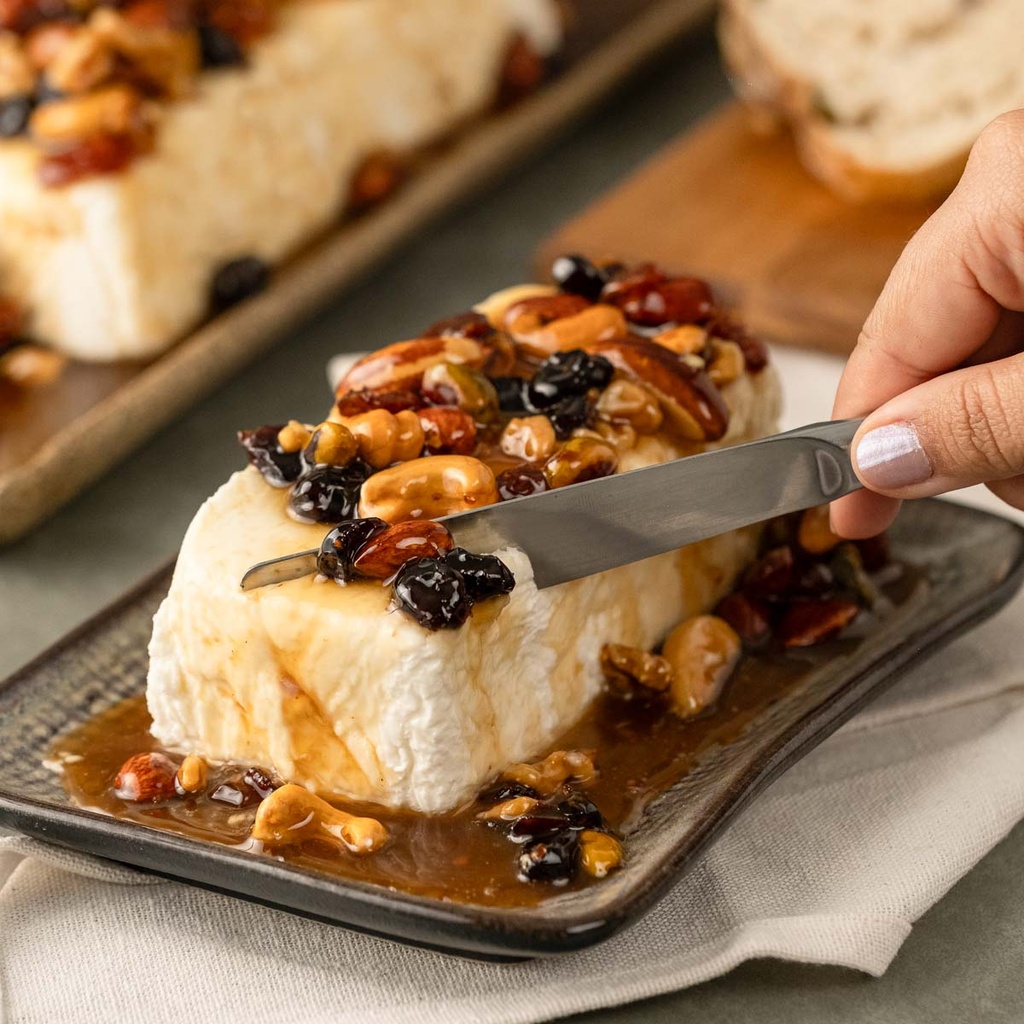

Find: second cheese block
<box><xmin>0</xmin><ymin>0</ymin><xmax>559</xmax><ymax>360</ymax></box>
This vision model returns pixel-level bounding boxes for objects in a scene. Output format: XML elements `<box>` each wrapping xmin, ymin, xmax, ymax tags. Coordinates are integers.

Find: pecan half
<box><xmin>336</xmin><ymin>336</ymin><xmax>487</xmax><ymax>395</ymax></box>
<box><xmin>584</xmin><ymin>336</ymin><xmax>729</xmax><ymax>441</ymax></box>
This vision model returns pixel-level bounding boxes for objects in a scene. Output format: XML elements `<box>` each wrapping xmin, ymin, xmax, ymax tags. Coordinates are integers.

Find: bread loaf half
<box><xmin>719</xmin><ymin>0</ymin><xmax>1024</xmax><ymax>202</ymax></box>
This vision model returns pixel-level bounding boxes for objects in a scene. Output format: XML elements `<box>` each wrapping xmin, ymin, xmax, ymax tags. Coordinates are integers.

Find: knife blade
<box><xmin>240</xmin><ymin>419</ymin><xmax>862</xmax><ymax>592</ymax></box>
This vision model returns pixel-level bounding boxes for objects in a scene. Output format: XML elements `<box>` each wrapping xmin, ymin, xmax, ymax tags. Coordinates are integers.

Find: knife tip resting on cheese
<box><xmin>148</xmin><ymin>257</ymin><xmax>787</xmax><ymax>817</ymax></box>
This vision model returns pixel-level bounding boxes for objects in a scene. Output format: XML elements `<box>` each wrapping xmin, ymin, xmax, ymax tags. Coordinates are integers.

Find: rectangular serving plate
<box><xmin>0</xmin><ymin>0</ymin><xmax>715</xmax><ymax>546</ymax></box>
<box><xmin>1</xmin><ymin>498</ymin><xmax>1022</xmax><ymax>961</ymax></box>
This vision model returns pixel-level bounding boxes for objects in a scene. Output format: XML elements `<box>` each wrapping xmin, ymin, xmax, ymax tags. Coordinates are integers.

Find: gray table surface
<box><xmin>2</xmin><ymin>23</ymin><xmax>1023</xmax><ymax>1023</ymax></box>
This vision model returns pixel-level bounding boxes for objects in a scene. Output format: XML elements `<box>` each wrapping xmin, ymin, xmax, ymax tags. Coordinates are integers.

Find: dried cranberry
<box><xmin>743</xmin><ymin>546</ymin><xmax>795</xmax><ymax>599</ymax></box>
<box><xmin>778</xmin><ymin>598</ymin><xmax>860</xmax><ymax>648</ymax></box>
<box><xmin>509</xmin><ymin>811</ymin><xmax>571</xmax><ymax>843</ymax></box>
<box><xmin>492</xmin><ymin>375</ymin><xmax>529</xmax><ymax>413</ymax></box>
<box><xmin>198</xmin><ymin>23</ymin><xmax>245</xmax><ymax>67</ymax></box>
<box><xmin>242</xmin><ymin>767</ymin><xmax>280</xmax><ymax>800</ymax></box>
<box><xmin>526</xmin><ymin>350</ymin><xmax>613</xmax><ymax>408</ymax></box>
<box><xmin>288</xmin><ymin>460</ymin><xmax>372</xmax><ymax>523</ymax></box>
<box><xmin>0</xmin><ymin>95</ymin><xmax>32</xmax><ymax>138</ymax></box>
<box><xmin>317</xmin><ymin>517</ymin><xmax>388</xmax><ymax>582</ymax></box>
<box><xmin>517</xmin><ymin>829</ymin><xmax>580</xmax><ymax>883</ymax></box>
<box><xmin>551</xmin><ymin>254</ymin><xmax>607</xmax><ymax>303</ymax></box>
<box><xmin>555</xmin><ymin>791</ymin><xmax>603</xmax><ymax>831</ymax></box>
<box><xmin>497</xmin><ymin>465</ymin><xmax>547</xmax><ymax>501</ymax></box>
<box><xmin>715</xmin><ymin>592</ymin><xmax>772</xmax><ymax>648</ymax></box>
<box><xmin>547</xmin><ymin>393</ymin><xmax>592</xmax><ymax>439</ymax></box>
<box><xmin>602</xmin><ymin>265</ymin><xmax>715</xmax><ymax>327</ymax></box>
<box><xmin>443</xmin><ymin>549</ymin><xmax>515</xmax><ymax>601</ymax></box>
<box><xmin>38</xmin><ymin>133</ymin><xmax>139</xmax><ymax>188</ymax></box>
<box><xmin>392</xmin><ymin>557</ymin><xmax>473</xmax><ymax>630</ymax></box>
<box><xmin>210</xmin><ymin>255</ymin><xmax>269</xmax><ymax>313</ymax></box>
<box><xmin>238</xmin><ymin>424</ymin><xmax>302</xmax><ymax>487</ymax></box>
<box><xmin>424</xmin><ymin>310</ymin><xmax>494</xmax><ymax>340</ymax></box>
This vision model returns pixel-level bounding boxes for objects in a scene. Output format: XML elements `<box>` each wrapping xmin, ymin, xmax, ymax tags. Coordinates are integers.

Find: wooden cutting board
<box><xmin>538</xmin><ymin>104</ymin><xmax>942</xmax><ymax>354</ymax></box>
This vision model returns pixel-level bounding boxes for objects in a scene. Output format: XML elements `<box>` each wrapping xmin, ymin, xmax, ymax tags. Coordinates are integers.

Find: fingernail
<box><xmin>855</xmin><ymin>422</ymin><xmax>933</xmax><ymax>490</ymax></box>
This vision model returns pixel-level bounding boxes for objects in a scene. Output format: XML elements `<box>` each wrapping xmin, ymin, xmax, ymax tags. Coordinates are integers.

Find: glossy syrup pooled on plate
<box><xmin>55</xmin><ymin>510</ymin><xmax>916</xmax><ymax>906</ymax></box>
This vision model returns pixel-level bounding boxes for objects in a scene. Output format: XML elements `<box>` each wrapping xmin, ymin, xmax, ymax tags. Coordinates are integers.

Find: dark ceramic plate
<box><xmin>1</xmin><ymin>499</ymin><xmax>1022</xmax><ymax>961</ymax></box>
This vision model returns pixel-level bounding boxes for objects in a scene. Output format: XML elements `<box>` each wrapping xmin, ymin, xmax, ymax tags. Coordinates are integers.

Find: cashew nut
<box><xmin>251</xmin><ymin>784</ymin><xmax>388</xmax><ymax>855</ymax></box>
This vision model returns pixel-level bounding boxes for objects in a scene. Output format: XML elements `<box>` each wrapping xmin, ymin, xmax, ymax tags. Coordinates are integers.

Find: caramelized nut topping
<box><xmin>510</xmin><ymin>303</ymin><xmax>627</xmax><ymax>360</ymax></box>
<box><xmin>252</xmin><ymin>784</ymin><xmax>388</xmax><ymax>855</ymax></box>
<box><xmin>304</xmin><ymin>420</ymin><xmax>358</xmax><ymax>468</ymax></box>
<box><xmin>579</xmin><ymin>830</ymin><xmax>623</xmax><ymax>878</ymax></box>
<box><xmin>662</xmin><ymin>615</ymin><xmax>742</xmax><ymax>719</ymax></box>
<box><xmin>542</xmin><ymin>436</ymin><xmax>617</xmax><ymax>489</ymax></box>
<box><xmin>595</xmin><ymin>378</ymin><xmax>663</xmax><ymax>434</ymax></box>
<box><xmin>477</xmin><ymin>795</ymin><xmax>540</xmax><ymax>822</ymax></box>
<box><xmin>797</xmin><ymin>505</ymin><xmax>843</xmax><ymax>555</ymax></box>
<box><xmin>358</xmin><ymin>455</ymin><xmax>498</xmax><ymax>524</ymax></box>
<box><xmin>352</xmin><ymin>520</ymin><xmax>454</xmax><ymax>580</ymax></box>
<box><xmin>654</xmin><ymin>323</ymin><xmax>708</xmax><ymax>357</ymax></box>
<box><xmin>500</xmin><ymin>415</ymin><xmax>557</xmax><ymax>462</ymax></box>
<box><xmin>175</xmin><ymin>753</ymin><xmax>207</xmax><ymax>795</ymax></box>
<box><xmin>502</xmin><ymin>750</ymin><xmax>597</xmax><ymax>798</ymax></box>
<box><xmin>418</xmin><ymin>407</ymin><xmax>476</xmax><ymax>455</ymax></box>
<box><xmin>276</xmin><ymin>419</ymin><xmax>311</xmax><ymax>454</ymax></box>
<box><xmin>600</xmin><ymin>643</ymin><xmax>672</xmax><ymax>694</ymax></box>
<box><xmin>338</xmin><ymin>336</ymin><xmax>487</xmax><ymax>396</ymax></box>
<box><xmin>114</xmin><ymin>751</ymin><xmax>178</xmax><ymax>802</ymax></box>
<box><xmin>706</xmin><ymin>339</ymin><xmax>745</xmax><ymax>387</ymax></box>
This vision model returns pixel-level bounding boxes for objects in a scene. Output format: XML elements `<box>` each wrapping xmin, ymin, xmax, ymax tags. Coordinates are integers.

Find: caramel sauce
<box><xmin>55</xmin><ymin>562</ymin><xmax>920</xmax><ymax>909</ymax></box>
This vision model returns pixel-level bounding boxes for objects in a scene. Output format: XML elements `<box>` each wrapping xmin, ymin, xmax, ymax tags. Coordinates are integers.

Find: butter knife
<box><xmin>241</xmin><ymin>419</ymin><xmax>862</xmax><ymax>592</ymax></box>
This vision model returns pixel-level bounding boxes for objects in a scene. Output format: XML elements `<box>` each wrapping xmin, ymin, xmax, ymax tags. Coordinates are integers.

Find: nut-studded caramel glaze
<box><xmin>55</xmin><ymin>554</ymin><xmax>919</xmax><ymax>907</ymax></box>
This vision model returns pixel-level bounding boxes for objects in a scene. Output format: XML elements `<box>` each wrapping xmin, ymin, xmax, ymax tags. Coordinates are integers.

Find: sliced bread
<box><xmin>719</xmin><ymin>0</ymin><xmax>1024</xmax><ymax>201</ymax></box>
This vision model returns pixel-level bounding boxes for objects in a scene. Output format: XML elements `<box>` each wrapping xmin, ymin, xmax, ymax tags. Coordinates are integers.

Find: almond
<box><xmin>352</xmin><ymin>520</ymin><xmax>455</xmax><ymax>579</ymax></box>
<box><xmin>114</xmin><ymin>751</ymin><xmax>178</xmax><ymax>802</ymax></box>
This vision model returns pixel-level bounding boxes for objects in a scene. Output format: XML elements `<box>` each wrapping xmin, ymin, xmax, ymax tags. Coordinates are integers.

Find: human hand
<box><xmin>831</xmin><ymin>109</ymin><xmax>1024</xmax><ymax>538</ymax></box>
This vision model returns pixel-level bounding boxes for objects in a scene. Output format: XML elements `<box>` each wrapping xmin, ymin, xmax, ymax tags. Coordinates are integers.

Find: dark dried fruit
<box><xmin>288</xmin><ymin>460</ymin><xmax>372</xmax><ymax>523</ymax></box>
<box><xmin>547</xmin><ymin>393</ymin><xmax>593</xmax><ymax>439</ymax></box>
<box><xmin>856</xmin><ymin>533</ymin><xmax>890</xmax><ymax>572</ymax></box>
<box><xmin>424</xmin><ymin>310</ymin><xmax>494</xmax><ymax>341</ymax></box>
<box><xmin>517</xmin><ymin>829</ymin><xmax>580</xmax><ymax>883</ymax></box>
<box><xmin>602</xmin><ymin>264</ymin><xmax>715</xmax><ymax>327</ymax></box>
<box><xmin>714</xmin><ymin>591</ymin><xmax>772</xmax><ymax>648</ymax></box>
<box><xmin>492</xmin><ymin>375</ymin><xmax>529</xmax><ymax>413</ymax></box>
<box><xmin>555</xmin><ymin>791</ymin><xmax>603</xmax><ymax>831</ymax></box>
<box><xmin>238</xmin><ymin>424</ymin><xmax>303</xmax><ymax>487</ymax></box>
<box><xmin>778</xmin><ymin>598</ymin><xmax>860</xmax><ymax>648</ymax></box>
<box><xmin>392</xmin><ymin>556</ymin><xmax>473</xmax><ymax>630</ymax></box>
<box><xmin>526</xmin><ymin>349</ymin><xmax>613</xmax><ymax>408</ymax></box>
<box><xmin>479</xmin><ymin>780</ymin><xmax>539</xmax><ymax>804</ymax></box>
<box><xmin>498</xmin><ymin>33</ymin><xmax>545</xmax><ymax>106</ymax></box>
<box><xmin>198</xmin><ymin>23</ymin><xmax>245</xmax><ymax>67</ymax></box>
<box><xmin>743</xmin><ymin>546</ymin><xmax>795</xmax><ymax>599</ymax></box>
<box><xmin>551</xmin><ymin>254</ymin><xmax>607</xmax><ymax>303</ymax></box>
<box><xmin>497</xmin><ymin>464</ymin><xmax>548</xmax><ymax>501</ymax></box>
<box><xmin>509</xmin><ymin>811</ymin><xmax>570</xmax><ymax>843</ymax></box>
<box><xmin>38</xmin><ymin>133</ymin><xmax>140</xmax><ymax>188</ymax></box>
<box><xmin>210</xmin><ymin>255</ymin><xmax>269</xmax><ymax>313</ymax></box>
<box><xmin>348</xmin><ymin>150</ymin><xmax>404</xmax><ymax>210</ymax></box>
<box><xmin>444</xmin><ymin>548</ymin><xmax>515</xmax><ymax>601</ymax></box>
<box><xmin>707</xmin><ymin>313</ymin><xmax>769</xmax><ymax>372</ymax></box>
<box><xmin>0</xmin><ymin>94</ymin><xmax>32</xmax><ymax>138</ymax></box>
<box><xmin>335</xmin><ymin>388</ymin><xmax>420</xmax><ymax>416</ymax></box>
<box><xmin>316</xmin><ymin>517</ymin><xmax>388</xmax><ymax>582</ymax></box>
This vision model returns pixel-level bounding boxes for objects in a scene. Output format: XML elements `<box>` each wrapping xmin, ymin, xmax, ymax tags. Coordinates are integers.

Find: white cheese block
<box><xmin>0</xmin><ymin>0</ymin><xmax>559</xmax><ymax>360</ymax></box>
<box><xmin>147</xmin><ymin>367</ymin><xmax>782</xmax><ymax>814</ymax></box>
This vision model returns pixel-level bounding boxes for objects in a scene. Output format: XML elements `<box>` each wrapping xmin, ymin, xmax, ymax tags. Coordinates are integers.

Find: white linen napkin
<box><xmin>3</xmin><ymin>348</ymin><xmax>1024</xmax><ymax>1024</ymax></box>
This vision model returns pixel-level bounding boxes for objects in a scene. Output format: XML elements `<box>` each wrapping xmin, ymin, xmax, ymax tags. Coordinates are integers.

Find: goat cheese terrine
<box><xmin>147</xmin><ymin>258</ymin><xmax>782</xmax><ymax>813</ymax></box>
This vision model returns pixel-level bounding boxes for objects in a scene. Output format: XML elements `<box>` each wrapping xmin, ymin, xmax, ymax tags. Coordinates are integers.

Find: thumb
<box><xmin>849</xmin><ymin>352</ymin><xmax>1024</xmax><ymax>497</ymax></box>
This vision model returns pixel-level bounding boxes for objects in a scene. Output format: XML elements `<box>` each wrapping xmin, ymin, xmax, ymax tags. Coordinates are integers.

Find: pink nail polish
<box><xmin>855</xmin><ymin>422</ymin><xmax>933</xmax><ymax>490</ymax></box>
